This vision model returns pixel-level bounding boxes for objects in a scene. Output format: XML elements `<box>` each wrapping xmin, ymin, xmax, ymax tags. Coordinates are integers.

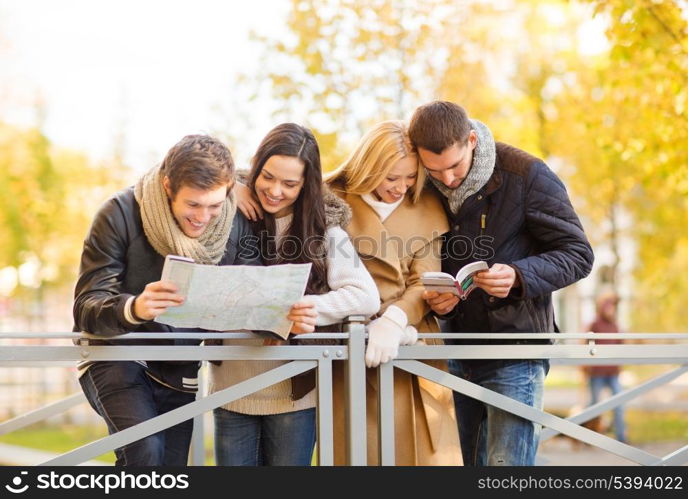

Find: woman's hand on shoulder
<box><xmin>234</xmin><ymin>182</ymin><xmax>264</xmax><ymax>221</ymax></box>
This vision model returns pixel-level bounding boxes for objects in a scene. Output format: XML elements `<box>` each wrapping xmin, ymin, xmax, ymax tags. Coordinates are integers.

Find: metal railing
<box><xmin>0</xmin><ymin>325</ymin><xmax>686</xmax><ymax>466</ymax></box>
<box><xmin>380</xmin><ymin>333</ymin><xmax>688</xmax><ymax>466</ymax></box>
<box><xmin>0</xmin><ymin>317</ymin><xmax>368</xmax><ymax>466</ymax></box>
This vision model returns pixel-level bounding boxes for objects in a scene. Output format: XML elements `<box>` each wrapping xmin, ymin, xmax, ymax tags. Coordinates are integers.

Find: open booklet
<box><xmin>421</xmin><ymin>261</ymin><xmax>489</xmax><ymax>300</ymax></box>
<box><xmin>155</xmin><ymin>255</ymin><xmax>311</xmax><ymax>339</ymax></box>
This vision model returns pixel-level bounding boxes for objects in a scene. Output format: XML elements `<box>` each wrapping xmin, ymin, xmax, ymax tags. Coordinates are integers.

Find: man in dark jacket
<box><xmin>410</xmin><ymin>101</ymin><xmax>594</xmax><ymax>466</ymax></box>
<box><xmin>73</xmin><ymin>135</ymin><xmax>317</xmax><ymax>466</ymax></box>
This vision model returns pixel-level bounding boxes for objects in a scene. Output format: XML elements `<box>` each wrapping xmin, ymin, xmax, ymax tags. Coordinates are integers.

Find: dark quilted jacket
<box><xmin>435</xmin><ymin>143</ymin><xmax>594</xmax><ymax>343</ymax></box>
<box><xmin>73</xmin><ymin>186</ymin><xmax>262</xmax><ymax>391</ymax></box>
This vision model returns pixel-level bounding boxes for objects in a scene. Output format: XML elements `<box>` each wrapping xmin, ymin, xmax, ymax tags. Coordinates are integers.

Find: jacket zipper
<box><xmin>480</xmin><ymin>203</ymin><xmax>490</xmax><ymax>237</ymax></box>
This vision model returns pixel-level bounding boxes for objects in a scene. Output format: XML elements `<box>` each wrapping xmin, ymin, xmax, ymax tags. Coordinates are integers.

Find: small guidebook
<box><xmin>156</xmin><ymin>254</ymin><xmax>311</xmax><ymax>339</ymax></box>
<box><xmin>421</xmin><ymin>261</ymin><xmax>489</xmax><ymax>300</ymax></box>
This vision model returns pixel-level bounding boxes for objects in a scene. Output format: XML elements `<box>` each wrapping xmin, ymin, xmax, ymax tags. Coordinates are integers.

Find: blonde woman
<box><xmin>324</xmin><ymin>120</ymin><xmax>462</xmax><ymax>465</ymax></box>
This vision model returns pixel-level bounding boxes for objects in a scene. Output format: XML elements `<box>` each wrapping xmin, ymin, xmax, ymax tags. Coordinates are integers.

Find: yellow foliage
<box><xmin>240</xmin><ymin>0</ymin><xmax>688</xmax><ymax>331</ymax></box>
<box><xmin>0</xmin><ymin>122</ymin><xmax>129</xmax><ymax>294</ymax></box>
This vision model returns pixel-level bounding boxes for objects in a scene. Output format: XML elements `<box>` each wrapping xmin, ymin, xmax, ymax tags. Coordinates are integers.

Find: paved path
<box><xmin>0</xmin><ymin>441</ymin><xmax>684</xmax><ymax>466</ymax></box>
<box><xmin>539</xmin><ymin>373</ymin><xmax>687</xmax><ymax>466</ymax></box>
<box><xmin>537</xmin><ymin>438</ymin><xmax>686</xmax><ymax>466</ymax></box>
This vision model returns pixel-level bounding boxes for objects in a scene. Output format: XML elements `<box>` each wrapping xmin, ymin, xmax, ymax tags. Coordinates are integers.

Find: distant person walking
<box><xmin>584</xmin><ymin>290</ymin><xmax>627</xmax><ymax>443</ymax></box>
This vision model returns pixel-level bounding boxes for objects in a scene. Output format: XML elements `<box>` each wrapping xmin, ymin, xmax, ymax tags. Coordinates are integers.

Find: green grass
<box><xmin>0</xmin><ymin>423</ymin><xmax>116</xmax><ymax>463</ymax></box>
<box><xmin>0</xmin><ymin>424</ymin><xmax>224</xmax><ymax>465</ymax></box>
<box><xmin>546</xmin><ymin>409</ymin><xmax>688</xmax><ymax>445</ymax></box>
<box><xmin>626</xmin><ymin>410</ymin><xmax>688</xmax><ymax>444</ymax></box>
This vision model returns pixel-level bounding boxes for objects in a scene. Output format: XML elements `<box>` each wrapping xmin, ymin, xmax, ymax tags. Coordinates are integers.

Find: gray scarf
<box><xmin>429</xmin><ymin>119</ymin><xmax>496</xmax><ymax>214</ymax></box>
<box><xmin>134</xmin><ymin>164</ymin><xmax>236</xmax><ymax>264</ymax></box>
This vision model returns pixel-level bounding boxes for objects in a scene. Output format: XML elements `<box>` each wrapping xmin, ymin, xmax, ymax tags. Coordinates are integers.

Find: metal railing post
<box><xmin>377</xmin><ymin>361</ymin><xmax>395</xmax><ymax>465</ymax></box>
<box><xmin>316</xmin><ymin>356</ymin><xmax>335</xmax><ymax>465</ymax></box>
<box><xmin>189</xmin><ymin>365</ymin><xmax>206</xmax><ymax>465</ymax></box>
<box><xmin>343</xmin><ymin>315</ymin><xmax>367</xmax><ymax>465</ymax></box>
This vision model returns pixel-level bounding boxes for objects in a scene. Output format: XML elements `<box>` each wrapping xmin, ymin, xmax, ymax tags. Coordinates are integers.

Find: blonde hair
<box><xmin>325</xmin><ymin>120</ymin><xmax>425</xmax><ymax>203</ymax></box>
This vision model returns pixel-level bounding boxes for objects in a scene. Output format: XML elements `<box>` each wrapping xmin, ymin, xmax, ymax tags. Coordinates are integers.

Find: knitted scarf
<box><xmin>134</xmin><ymin>165</ymin><xmax>236</xmax><ymax>264</ymax></box>
<box><xmin>429</xmin><ymin>119</ymin><xmax>496</xmax><ymax>214</ymax></box>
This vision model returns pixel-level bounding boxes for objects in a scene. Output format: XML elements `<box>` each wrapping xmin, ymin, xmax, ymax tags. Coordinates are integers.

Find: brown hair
<box><xmin>161</xmin><ymin>135</ymin><xmax>234</xmax><ymax>196</ymax></box>
<box><xmin>408</xmin><ymin>101</ymin><xmax>473</xmax><ymax>154</ymax></box>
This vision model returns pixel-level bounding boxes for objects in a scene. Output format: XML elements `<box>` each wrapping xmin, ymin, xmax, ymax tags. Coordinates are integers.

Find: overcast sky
<box><xmin>0</xmin><ymin>0</ymin><xmax>288</xmax><ymax>174</ymax></box>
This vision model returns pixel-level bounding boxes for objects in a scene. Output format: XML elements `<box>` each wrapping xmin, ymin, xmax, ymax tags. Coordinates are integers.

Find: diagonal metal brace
<box><xmin>39</xmin><ymin>361</ymin><xmax>315</xmax><ymax>465</ymax></box>
<box><xmin>396</xmin><ymin>360</ymin><xmax>661</xmax><ymax>466</ymax></box>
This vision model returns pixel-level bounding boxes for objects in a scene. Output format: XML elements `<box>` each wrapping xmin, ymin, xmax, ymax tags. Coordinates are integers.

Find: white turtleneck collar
<box><xmin>361</xmin><ymin>193</ymin><xmax>404</xmax><ymax>222</ymax></box>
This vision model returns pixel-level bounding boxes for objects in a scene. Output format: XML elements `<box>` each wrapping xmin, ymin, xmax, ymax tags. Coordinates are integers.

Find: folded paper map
<box><xmin>155</xmin><ymin>255</ymin><xmax>311</xmax><ymax>339</ymax></box>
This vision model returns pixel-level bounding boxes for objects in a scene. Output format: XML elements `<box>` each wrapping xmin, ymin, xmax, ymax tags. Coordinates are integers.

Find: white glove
<box><xmin>365</xmin><ymin>305</ymin><xmax>408</xmax><ymax>368</ymax></box>
<box><xmin>400</xmin><ymin>325</ymin><xmax>419</xmax><ymax>346</ymax></box>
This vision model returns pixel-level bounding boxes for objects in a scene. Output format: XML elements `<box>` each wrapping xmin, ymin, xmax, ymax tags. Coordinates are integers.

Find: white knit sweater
<box><xmin>208</xmin><ymin>214</ymin><xmax>379</xmax><ymax>415</ymax></box>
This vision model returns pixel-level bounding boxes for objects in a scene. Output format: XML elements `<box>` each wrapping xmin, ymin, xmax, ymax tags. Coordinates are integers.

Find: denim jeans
<box><xmin>79</xmin><ymin>361</ymin><xmax>195</xmax><ymax>466</ymax></box>
<box><xmin>449</xmin><ymin>358</ymin><xmax>549</xmax><ymax>466</ymax></box>
<box><xmin>213</xmin><ymin>407</ymin><xmax>316</xmax><ymax>466</ymax></box>
<box><xmin>589</xmin><ymin>374</ymin><xmax>626</xmax><ymax>442</ymax></box>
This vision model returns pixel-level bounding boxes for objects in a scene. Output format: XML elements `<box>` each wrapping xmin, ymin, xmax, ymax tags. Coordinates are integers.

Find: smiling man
<box><xmin>409</xmin><ymin>101</ymin><xmax>594</xmax><ymax>466</ymax></box>
<box><xmin>72</xmin><ymin>135</ymin><xmax>265</xmax><ymax>466</ymax></box>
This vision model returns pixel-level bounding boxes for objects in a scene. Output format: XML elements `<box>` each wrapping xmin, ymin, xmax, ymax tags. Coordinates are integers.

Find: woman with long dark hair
<box><xmin>209</xmin><ymin>123</ymin><xmax>379</xmax><ymax>466</ymax></box>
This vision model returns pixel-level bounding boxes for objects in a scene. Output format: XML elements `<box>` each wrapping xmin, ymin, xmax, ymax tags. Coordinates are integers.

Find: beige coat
<box><xmin>331</xmin><ymin>187</ymin><xmax>462</xmax><ymax>465</ymax></box>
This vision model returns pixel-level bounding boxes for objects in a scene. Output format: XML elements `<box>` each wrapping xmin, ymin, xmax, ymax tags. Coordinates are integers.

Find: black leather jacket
<box><xmin>435</xmin><ymin>143</ymin><xmax>594</xmax><ymax>344</ymax></box>
<box><xmin>73</xmin><ymin>186</ymin><xmax>261</xmax><ymax>391</ymax></box>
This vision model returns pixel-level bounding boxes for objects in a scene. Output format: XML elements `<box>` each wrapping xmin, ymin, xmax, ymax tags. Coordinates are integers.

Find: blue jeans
<box><xmin>79</xmin><ymin>361</ymin><xmax>195</xmax><ymax>466</ymax></box>
<box><xmin>449</xmin><ymin>358</ymin><xmax>549</xmax><ymax>466</ymax></box>
<box><xmin>213</xmin><ymin>407</ymin><xmax>316</xmax><ymax>466</ymax></box>
<box><xmin>589</xmin><ymin>374</ymin><xmax>626</xmax><ymax>442</ymax></box>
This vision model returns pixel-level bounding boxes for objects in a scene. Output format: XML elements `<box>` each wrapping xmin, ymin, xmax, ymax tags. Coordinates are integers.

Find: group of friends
<box><xmin>72</xmin><ymin>100</ymin><xmax>595</xmax><ymax>466</ymax></box>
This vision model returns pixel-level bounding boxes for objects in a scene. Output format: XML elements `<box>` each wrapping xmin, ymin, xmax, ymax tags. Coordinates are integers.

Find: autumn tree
<box><xmin>244</xmin><ymin>0</ymin><xmax>459</xmax><ymax>169</ymax></box>
<box><xmin>0</xmin><ymin>120</ymin><xmax>128</xmax><ymax>315</ymax></box>
<box><xmin>245</xmin><ymin>0</ymin><xmax>688</xmax><ymax>331</ymax></box>
<box><xmin>551</xmin><ymin>0</ymin><xmax>688</xmax><ymax>331</ymax></box>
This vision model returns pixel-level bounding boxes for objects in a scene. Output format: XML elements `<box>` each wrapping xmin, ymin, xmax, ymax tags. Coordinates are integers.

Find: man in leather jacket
<box><xmin>73</xmin><ymin>135</ymin><xmax>267</xmax><ymax>466</ymax></box>
<box><xmin>410</xmin><ymin>101</ymin><xmax>594</xmax><ymax>466</ymax></box>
